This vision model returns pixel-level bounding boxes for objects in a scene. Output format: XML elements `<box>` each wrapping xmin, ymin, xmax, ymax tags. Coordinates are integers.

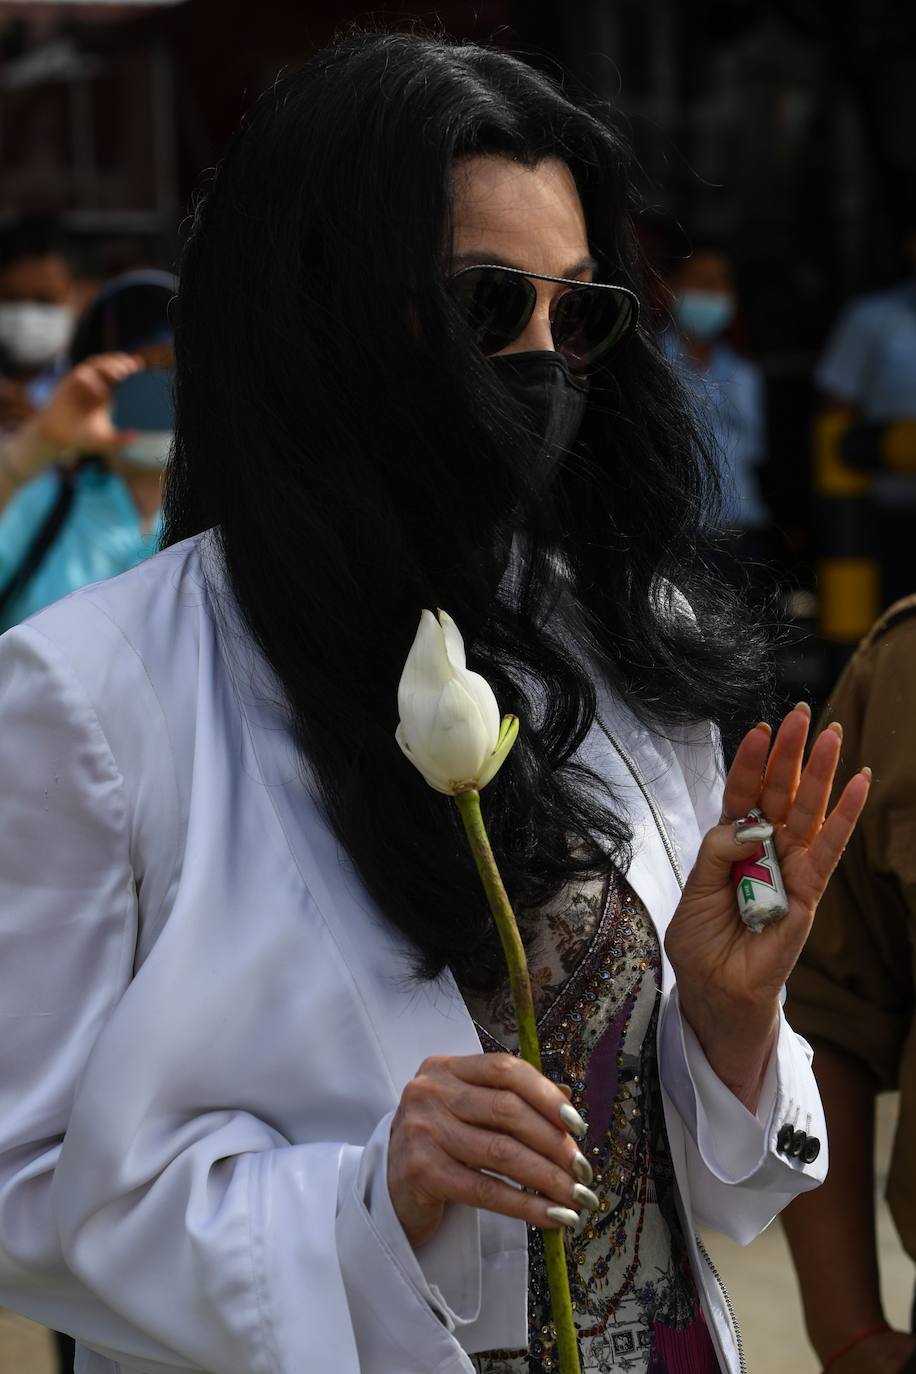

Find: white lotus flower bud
<box><xmin>396</xmin><ymin>609</ymin><xmax>518</xmax><ymax>794</ymax></box>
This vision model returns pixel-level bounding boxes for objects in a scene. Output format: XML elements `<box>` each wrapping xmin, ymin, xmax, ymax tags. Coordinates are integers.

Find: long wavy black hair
<box><xmin>164</xmin><ymin>29</ymin><xmax>771</xmax><ymax>989</ymax></box>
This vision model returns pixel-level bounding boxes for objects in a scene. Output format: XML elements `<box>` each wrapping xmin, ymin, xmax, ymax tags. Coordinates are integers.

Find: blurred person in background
<box><xmin>783</xmin><ymin>597</ymin><xmax>916</xmax><ymax>1374</ymax></box>
<box><xmin>664</xmin><ymin>242</ymin><xmax>771</xmax><ymax>573</ymax></box>
<box><xmin>816</xmin><ymin>211</ymin><xmax>916</xmax><ymax>607</ymax></box>
<box><xmin>0</xmin><ymin>213</ymin><xmax>79</xmax><ymax>424</ymax></box>
<box><xmin>0</xmin><ymin>270</ymin><xmax>175</xmax><ymax>633</ymax></box>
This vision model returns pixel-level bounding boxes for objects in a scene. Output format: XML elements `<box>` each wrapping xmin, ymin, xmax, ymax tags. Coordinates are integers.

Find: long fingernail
<box><xmin>546</xmin><ymin>1206</ymin><xmax>580</xmax><ymax>1228</ymax></box>
<box><xmin>735</xmin><ymin>822</ymin><xmax>774</xmax><ymax>844</ymax></box>
<box><xmin>559</xmin><ymin>1103</ymin><xmax>588</xmax><ymax>1139</ymax></box>
<box><xmin>572</xmin><ymin>1151</ymin><xmax>593</xmax><ymax>1186</ymax></box>
<box><xmin>861</xmin><ymin>765</ymin><xmax>872</xmax><ymax>779</ymax></box>
<box><xmin>795</xmin><ymin>700</ymin><xmax>812</xmax><ymax>718</ymax></box>
<box><xmin>572</xmin><ymin>1183</ymin><xmax>600</xmax><ymax>1212</ymax></box>
<box><xmin>828</xmin><ymin>721</ymin><xmax>843</xmax><ymax>739</ymax></box>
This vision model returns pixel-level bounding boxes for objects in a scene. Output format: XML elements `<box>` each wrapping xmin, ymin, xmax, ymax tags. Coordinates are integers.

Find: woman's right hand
<box><xmin>387</xmin><ymin>1052</ymin><xmax>599</xmax><ymax>1250</ymax></box>
<box><xmin>5</xmin><ymin>352</ymin><xmax>143</xmax><ymax>483</ymax></box>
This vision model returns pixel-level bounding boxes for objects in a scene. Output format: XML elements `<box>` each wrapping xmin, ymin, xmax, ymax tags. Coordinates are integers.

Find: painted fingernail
<box><xmin>545</xmin><ymin>1206</ymin><xmax>580</xmax><ymax>1228</ymax></box>
<box><xmin>559</xmin><ymin>1103</ymin><xmax>588</xmax><ymax>1139</ymax></box>
<box><xmin>735</xmin><ymin>822</ymin><xmax>774</xmax><ymax>844</ymax></box>
<box><xmin>795</xmin><ymin>700</ymin><xmax>812</xmax><ymax>718</ymax></box>
<box><xmin>572</xmin><ymin>1150</ymin><xmax>593</xmax><ymax>1186</ymax></box>
<box><xmin>828</xmin><ymin>721</ymin><xmax>843</xmax><ymax>739</ymax></box>
<box><xmin>572</xmin><ymin>1183</ymin><xmax>600</xmax><ymax>1212</ymax></box>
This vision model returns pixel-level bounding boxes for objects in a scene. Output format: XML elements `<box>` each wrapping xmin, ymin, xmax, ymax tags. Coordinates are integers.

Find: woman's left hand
<box><xmin>664</xmin><ymin>703</ymin><xmax>870</xmax><ymax>1111</ymax></box>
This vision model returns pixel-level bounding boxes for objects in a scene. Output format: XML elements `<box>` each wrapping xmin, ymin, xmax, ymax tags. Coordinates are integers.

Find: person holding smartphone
<box><xmin>0</xmin><ymin>270</ymin><xmax>175</xmax><ymax>631</ymax></box>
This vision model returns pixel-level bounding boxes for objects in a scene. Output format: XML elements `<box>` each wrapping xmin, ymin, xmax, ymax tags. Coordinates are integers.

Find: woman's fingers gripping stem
<box><xmin>388</xmin><ymin>1052</ymin><xmax>595</xmax><ymax>1248</ymax></box>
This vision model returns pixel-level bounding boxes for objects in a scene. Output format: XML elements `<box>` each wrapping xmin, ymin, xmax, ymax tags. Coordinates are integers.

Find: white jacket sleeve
<box><xmin>658</xmin><ymin>986</ymin><xmax>828</xmax><ymax>1244</ymax></box>
<box><xmin>0</xmin><ymin>622</ymin><xmax>483</xmax><ymax>1374</ymax></box>
<box><xmin>658</xmin><ymin>717</ymin><xmax>829</xmax><ymax>1246</ymax></box>
<box><xmin>0</xmin><ymin>621</ymin><xmax>185</xmax><ymax>1365</ymax></box>
<box><xmin>336</xmin><ymin>1113</ymin><xmax>486</xmax><ymax>1370</ymax></box>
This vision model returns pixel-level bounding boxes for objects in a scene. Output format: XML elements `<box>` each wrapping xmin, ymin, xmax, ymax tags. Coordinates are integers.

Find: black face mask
<box><xmin>490</xmin><ymin>351</ymin><xmax>590</xmax><ymax>482</ymax></box>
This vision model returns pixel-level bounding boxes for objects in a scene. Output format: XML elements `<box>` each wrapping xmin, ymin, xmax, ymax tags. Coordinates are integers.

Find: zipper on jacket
<box><xmin>599</xmin><ymin>719</ymin><xmax>747</xmax><ymax>1374</ymax></box>
<box><xmin>597</xmin><ymin>723</ymin><xmax>687</xmax><ymax>888</ymax></box>
<box><xmin>694</xmin><ymin>1232</ymin><xmax>748</xmax><ymax>1374</ymax></box>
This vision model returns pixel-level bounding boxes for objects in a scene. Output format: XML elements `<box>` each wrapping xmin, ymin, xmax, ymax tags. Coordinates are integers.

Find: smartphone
<box><xmin>111</xmin><ymin>368</ymin><xmax>175</xmax><ymax>433</ymax></box>
<box><xmin>111</xmin><ymin>368</ymin><xmax>175</xmax><ymax>468</ymax></box>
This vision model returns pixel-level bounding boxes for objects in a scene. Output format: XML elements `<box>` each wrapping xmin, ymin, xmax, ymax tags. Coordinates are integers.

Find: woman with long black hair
<box><xmin>0</xmin><ymin>30</ymin><xmax>866</xmax><ymax>1374</ymax></box>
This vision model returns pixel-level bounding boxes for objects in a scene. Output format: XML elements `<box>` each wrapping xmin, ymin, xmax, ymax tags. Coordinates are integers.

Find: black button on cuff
<box><xmin>800</xmin><ymin>1136</ymin><xmax>821</xmax><ymax>1164</ymax></box>
<box><xmin>788</xmin><ymin>1129</ymin><xmax>808</xmax><ymax>1158</ymax></box>
<box><xmin>776</xmin><ymin>1124</ymin><xmax>795</xmax><ymax>1154</ymax></box>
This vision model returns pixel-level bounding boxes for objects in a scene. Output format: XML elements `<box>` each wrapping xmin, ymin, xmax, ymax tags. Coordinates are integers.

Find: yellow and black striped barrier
<box><xmin>815</xmin><ymin>413</ymin><xmax>916</xmax><ymax>670</ymax></box>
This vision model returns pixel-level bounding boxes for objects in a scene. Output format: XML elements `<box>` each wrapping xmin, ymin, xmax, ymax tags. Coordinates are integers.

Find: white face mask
<box><xmin>117</xmin><ymin>430</ymin><xmax>173</xmax><ymax>470</ymax></box>
<box><xmin>0</xmin><ymin>301</ymin><xmax>73</xmax><ymax>367</ymax></box>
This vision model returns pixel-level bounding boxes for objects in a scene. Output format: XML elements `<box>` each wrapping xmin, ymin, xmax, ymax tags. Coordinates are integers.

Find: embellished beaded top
<box><xmin>461</xmin><ymin>871</ymin><xmax>721</xmax><ymax>1373</ymax></box>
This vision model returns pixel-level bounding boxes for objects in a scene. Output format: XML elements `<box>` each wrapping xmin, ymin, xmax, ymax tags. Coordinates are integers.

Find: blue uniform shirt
<box><xmin>816</xmin><ymin>281</ymin><xmax>916</xmax><ymax>421</ymax></box>
<box><xmin>0</xmin><ymin>465</ymin><xmax>161</xmax><ymax>632</ymax></box>
<box><xmin>663</xmin><ymin>333</ymin><xmax>767</xmax><ymax>530</ymax></box>
<box><xmin>817</xmin><ymin>281</ymin><xmax>916</xmax><ymax>505</ymax></box>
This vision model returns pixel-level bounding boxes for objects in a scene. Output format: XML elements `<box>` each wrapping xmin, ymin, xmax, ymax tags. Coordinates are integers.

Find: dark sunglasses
<box><xmin>447</xmin><ymin>264</ymin><xmax>640</xmax><ymax>373</ymax></box>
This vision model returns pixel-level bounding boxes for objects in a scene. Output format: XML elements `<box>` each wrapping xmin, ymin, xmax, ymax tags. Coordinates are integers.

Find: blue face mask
<box><xmin>673</xmin><ymin>289</ymin><xmax>735</xmax><ymax>341</ymax></box>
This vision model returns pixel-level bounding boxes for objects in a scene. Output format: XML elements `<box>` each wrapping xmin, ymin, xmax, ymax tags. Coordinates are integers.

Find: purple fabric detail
<box><xmin>648</xmin><ymin>1313</ymin><xmax>722</xmax><ymax>1372</ymax></box>
<box><xmin>583</xmin><ymin>992</ymin><xmax>635</xmax><ymax>1142</ymax></box>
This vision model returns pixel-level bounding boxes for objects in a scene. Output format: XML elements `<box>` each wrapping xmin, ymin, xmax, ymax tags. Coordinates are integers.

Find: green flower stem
<box><xmin>454</xmin><ymin>787</ymin><xmax>581</xmax><ymax>1374</ymax></box>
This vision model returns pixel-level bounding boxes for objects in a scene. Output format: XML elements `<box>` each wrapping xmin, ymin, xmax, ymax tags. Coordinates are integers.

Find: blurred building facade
<box><xmin>5</xmin><ymin>1</ymin><xmax>915</xmax><ymax>291</ymax></box>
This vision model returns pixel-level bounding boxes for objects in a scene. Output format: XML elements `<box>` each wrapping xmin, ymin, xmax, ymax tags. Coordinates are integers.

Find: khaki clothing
<box><xmin>788</xmin><ymin>596</ymin><xmax>916</xmax><ymax>1261</ymax></box>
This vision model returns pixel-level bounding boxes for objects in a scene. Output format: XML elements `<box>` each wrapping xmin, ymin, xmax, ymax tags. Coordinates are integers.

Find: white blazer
<box><xmin>0</xmin><ymin>533</ymin><xmax>826</xmax><ymax>1374</ymax></box>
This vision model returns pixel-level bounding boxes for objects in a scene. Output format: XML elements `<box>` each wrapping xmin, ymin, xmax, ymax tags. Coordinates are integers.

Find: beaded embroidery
<box><xmin>463</xmin><ymin>873</ymin><xmax>720</xmax><ymax>1373</ymax></box>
